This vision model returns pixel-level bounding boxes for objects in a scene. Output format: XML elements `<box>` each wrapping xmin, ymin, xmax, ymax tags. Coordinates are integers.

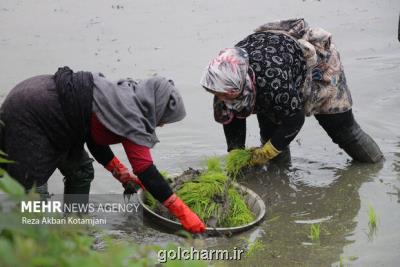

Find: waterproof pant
<box><xmin>315</xmin><ymin>110</ymin><xmax>383</xmax><ymax>163</ymax></box>
<box><xmin>20</xmin><ymin>150</ymin><xmax>94</xmax><ymax>201</ymax></box>
<box><xmin>34</xmin><ymin>150</ymin><xmax>94</xmax><ymax>207</ymax></box>
<box><xmin>59</xmin><ymin>150</ymin><xmax>94</xmax><ymax>195</ymax></box>
<box><xmin>60</xmin><ymin>150</ymin><xmax>94</xmax><ymax>207</ymax></box>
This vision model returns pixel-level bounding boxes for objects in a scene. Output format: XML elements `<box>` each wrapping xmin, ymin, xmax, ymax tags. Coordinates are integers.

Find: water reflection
<box><xmin>232</xmin><ymin>157</ymin><xmax>384</xmax><ymax>266</ymax></box>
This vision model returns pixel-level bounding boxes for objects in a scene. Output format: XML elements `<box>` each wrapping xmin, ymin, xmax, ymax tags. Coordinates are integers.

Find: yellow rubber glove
<box><xmin>250</xmin><ymin>140</ymin><xmax>281</xmax><ymax>166</ymax></box>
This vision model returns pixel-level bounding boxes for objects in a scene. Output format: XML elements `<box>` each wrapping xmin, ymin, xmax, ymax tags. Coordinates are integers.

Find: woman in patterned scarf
<box><xmin>200</xmin><ymin>18</ymin><xmax>383</xmax><ymax>164</ymax></box>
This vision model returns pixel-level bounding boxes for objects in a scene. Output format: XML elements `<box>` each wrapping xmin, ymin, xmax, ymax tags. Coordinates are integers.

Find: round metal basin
<box><xmin>137</xmin><ymin>182</ymin><xmax>266</xmax><ymax>235</ymax></box>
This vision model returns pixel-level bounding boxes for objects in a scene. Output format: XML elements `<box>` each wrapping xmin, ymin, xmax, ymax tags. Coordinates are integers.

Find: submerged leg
<box><xmin>35</xmin><ymin>183</ymin><xmax>51</xmax><ymax>201</ymax></box>
<box><xmin>315</xmin><ymin>110</ymin><xmax>383</xmax><ymax>163</ymax></box>
<box><xmin>58</xmin><ymin>150</ymin><xmax>94</xmax><ymax>207</ymax></box>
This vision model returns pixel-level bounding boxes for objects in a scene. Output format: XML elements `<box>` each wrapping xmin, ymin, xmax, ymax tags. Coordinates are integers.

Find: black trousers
<box><xmin>315</xmin><ymin>110</ymin><xmax>383</xmax><ymax>163</ymax></box>
<box><xmin>35</xmin><ymin>149</ymin><xmax>94</xmax><ymax>202</ymax></box>
<box><xmin>256</xmin><ymin>109</ymin><xmax>383</xmax><ymax>163</ymax></box>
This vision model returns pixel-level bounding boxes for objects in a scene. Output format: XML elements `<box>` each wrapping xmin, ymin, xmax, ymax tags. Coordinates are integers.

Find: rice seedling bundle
<box><xmin>144</xmin><ymin>156</ymin><xmax>255</xmax><ymax>228</ymax></box>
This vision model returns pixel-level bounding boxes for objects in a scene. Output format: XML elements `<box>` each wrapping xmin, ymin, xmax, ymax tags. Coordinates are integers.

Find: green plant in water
<box><xmin>225</xmin><ymin>149</ymin><xmax>252</xmax><ymax>179</ymax></box>
<box><xmin>367</xmin><ymin>204</ymin><xmax>378</xmax><ymax>239</ymax></box>
<box><xmin>368</xmin><ymin>204</ymin><xmax>377</xmax><ymax>228</ymax></box>
<box><xmin>339</xmin><ymin>255</ymin><xmax>358</xmax><ymax>267</ymax></box>
<box><xmin>246</xmin><ymin>239</ymin><xmax>265</xmax><ymax>257</ymax></box>
<box><xmin>339</xmin><ymin>255</ymin><xmax>345</xmax><ymax>267</ymax></box>
<box><xmin>309</xmin><ymin>223</ymin><xmax>320</xmax><ymax>242</ymax></box>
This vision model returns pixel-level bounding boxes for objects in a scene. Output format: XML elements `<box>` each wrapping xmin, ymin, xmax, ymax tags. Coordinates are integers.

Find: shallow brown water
<box><xmin>1</xmin><ymin>0</ymin><xmax>399</xmax><ymax>266</ymax></box>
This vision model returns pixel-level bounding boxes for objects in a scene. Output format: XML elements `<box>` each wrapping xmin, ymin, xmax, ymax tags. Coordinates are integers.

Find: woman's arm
<box><xmin>223</xmin><ymin>117</ymin><xmax>247</xmax><ymax>152</ymax></box>
<box><xmin>122</xmin><ymin>140</ymin><xmax>205</xmax><ymax>233</ymax></box>
<box><xmin>88</xmin><ymin>113</ymin><xmax>139</xmax><ymax>188</ymax></box>
<box><xmin>250</xmin><ymin>109</ymin><xmax>304</xmax><ymax>165</ymax></box>
<box><xmin>86</xmin><ymin>137</ymin><xmax>114</xmax><ymax>166</ymax></box>
<box><xmin>122</xmin><ymin>140</ymin><xmax>172</xmax><ymax>202</ymax></box>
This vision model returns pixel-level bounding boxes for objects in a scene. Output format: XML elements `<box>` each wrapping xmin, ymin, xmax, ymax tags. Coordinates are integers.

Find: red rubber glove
<box><xmin>163</xmin><ymin>193</ymin><xmax>206</xmax><ymax>233</ymax></box>
<box><xmin>105</xmin><ymin>156</ymin><xmax>144</xmax><ymax>190</ymax></box>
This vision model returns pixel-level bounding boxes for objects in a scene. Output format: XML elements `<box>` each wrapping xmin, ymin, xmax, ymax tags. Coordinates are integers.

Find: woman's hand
<box><xmin>249</xmin><ymin>140</ymin><xmax>281</xmax><ymax>166</ymax></box>
<box><xmin>163</xmin><ymin>193</ymin><xmax>206</xmax><ymax>233</ymax></box>
<box><xmin>105</xmin><ymin>156</ymin><xmax>144</xmax><ymax>191</ymax></box>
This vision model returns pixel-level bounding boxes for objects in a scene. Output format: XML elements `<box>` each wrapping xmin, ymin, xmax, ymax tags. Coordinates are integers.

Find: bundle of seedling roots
<box><xmin>144</xmin><ymin>149</ymin><xmax>255</xmax><ymax>228</ymax></box>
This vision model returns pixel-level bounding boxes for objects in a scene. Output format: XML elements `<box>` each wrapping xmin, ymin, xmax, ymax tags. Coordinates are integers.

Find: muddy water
<box><xmin>1</xmin><ymin>0</ymin><xmax>399</xmax><ymax>266</ymax></box>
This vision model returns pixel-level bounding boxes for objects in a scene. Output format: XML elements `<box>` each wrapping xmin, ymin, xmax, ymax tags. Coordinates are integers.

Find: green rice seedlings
<box><xmin>368</xmin><ymin>204</ymin><xmax>377</xmax><ymax>229</ymax></box>
<box><xmin>177</xmin><ymin>171</ymin><xmax>227</xmax><ymax>222</ymax></box>
<box><xmin>177</xmin><ymin>158</ymin><xmax>255</xmax><ymax>226</ymax></box>
<box><xmin>199</xmin><ymin>171</ymin><xmax>227</xmax><ymax>184</ymax></box>
<box><xmin>205</xmin><ymin>156</ymin><xmax>223</xmax><ymax>173</ymax></box>
<box><xmin>339</xmin><ymin>255</ymin><xmax>358</xmax><ymax>267</ymax></box>
<box><xmin>367</xmin><ymin>204</ymin><xmax>378</xmax><ymax>239</ymax></box>
<box><xmin>160</xmin><ymin>170</ymin><xmax>169</xmax><ymax>178</ymax></box>
<box><xmin>246</xmin><ymin>239</ymin><xmax>266</xmax><ymax>257</ymax></box>
<box><xmin>309</xmin><ymin>223</ymin><xmax>321</xmax><ymax>242</ymax></box>
<box><xmin>144</xmin><ymin>156</ymin><xmax>256</xmax><ymax>228</ymax></box>
<box><xmin>143</xmin><ymin>191</ymin><xmax>157</xmax><ymax>210</ymax></box>
<box><xmin>339</xmin><ymin>255</ymin><xmax>345</xmax><ymax>267</ymax></box>
<box><xmin>225</xmin><ymin>149</ymin><xmax>252</xmax><ymax>179</ymax></box>
<box><xmin>222</xmin><ymin>188</ymin><xmax>254</xmax><ymax>227</ymax></box>
<box><xmin>160</xmin><ymin>170</ymin><xmax>175</xmax><ymax>184</ymax></box>
<box><xmin>144</xmin><ymin>171</ymin><xmax>169</xmax><ymax>209</ymax></box>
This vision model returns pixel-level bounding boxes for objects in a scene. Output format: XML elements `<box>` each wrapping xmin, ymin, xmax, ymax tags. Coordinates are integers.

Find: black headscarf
<box><xmin>54</xmin><ymin>66</ymin><xmax>94</xmax><ymax>158</ymax></box>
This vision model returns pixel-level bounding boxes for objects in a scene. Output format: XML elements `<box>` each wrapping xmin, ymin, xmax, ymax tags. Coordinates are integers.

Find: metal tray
<box><xmin>137</xmin><ymin>182</ymin><xmax>266</xmax><ymax>235</ymax></box>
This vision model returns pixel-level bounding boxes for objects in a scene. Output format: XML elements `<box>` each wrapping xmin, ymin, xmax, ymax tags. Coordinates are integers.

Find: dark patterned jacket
<box><xmin>223</xmin><ymin>31</ymin><xmax>307</xmax><ymax>151</ymax></box>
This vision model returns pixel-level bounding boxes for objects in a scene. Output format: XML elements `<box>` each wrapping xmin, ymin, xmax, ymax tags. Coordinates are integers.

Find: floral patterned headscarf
<box><xmin>200</xmin><ymin>47</ymin><xmax>256</xmax><ymax>124</ymax></box>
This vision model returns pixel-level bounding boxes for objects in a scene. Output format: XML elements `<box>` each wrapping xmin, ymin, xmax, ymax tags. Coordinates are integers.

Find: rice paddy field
<box><xmin>1</xmin><ymin>0</ymin><xmax>399</xmax><ymax>266</ymax></box>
